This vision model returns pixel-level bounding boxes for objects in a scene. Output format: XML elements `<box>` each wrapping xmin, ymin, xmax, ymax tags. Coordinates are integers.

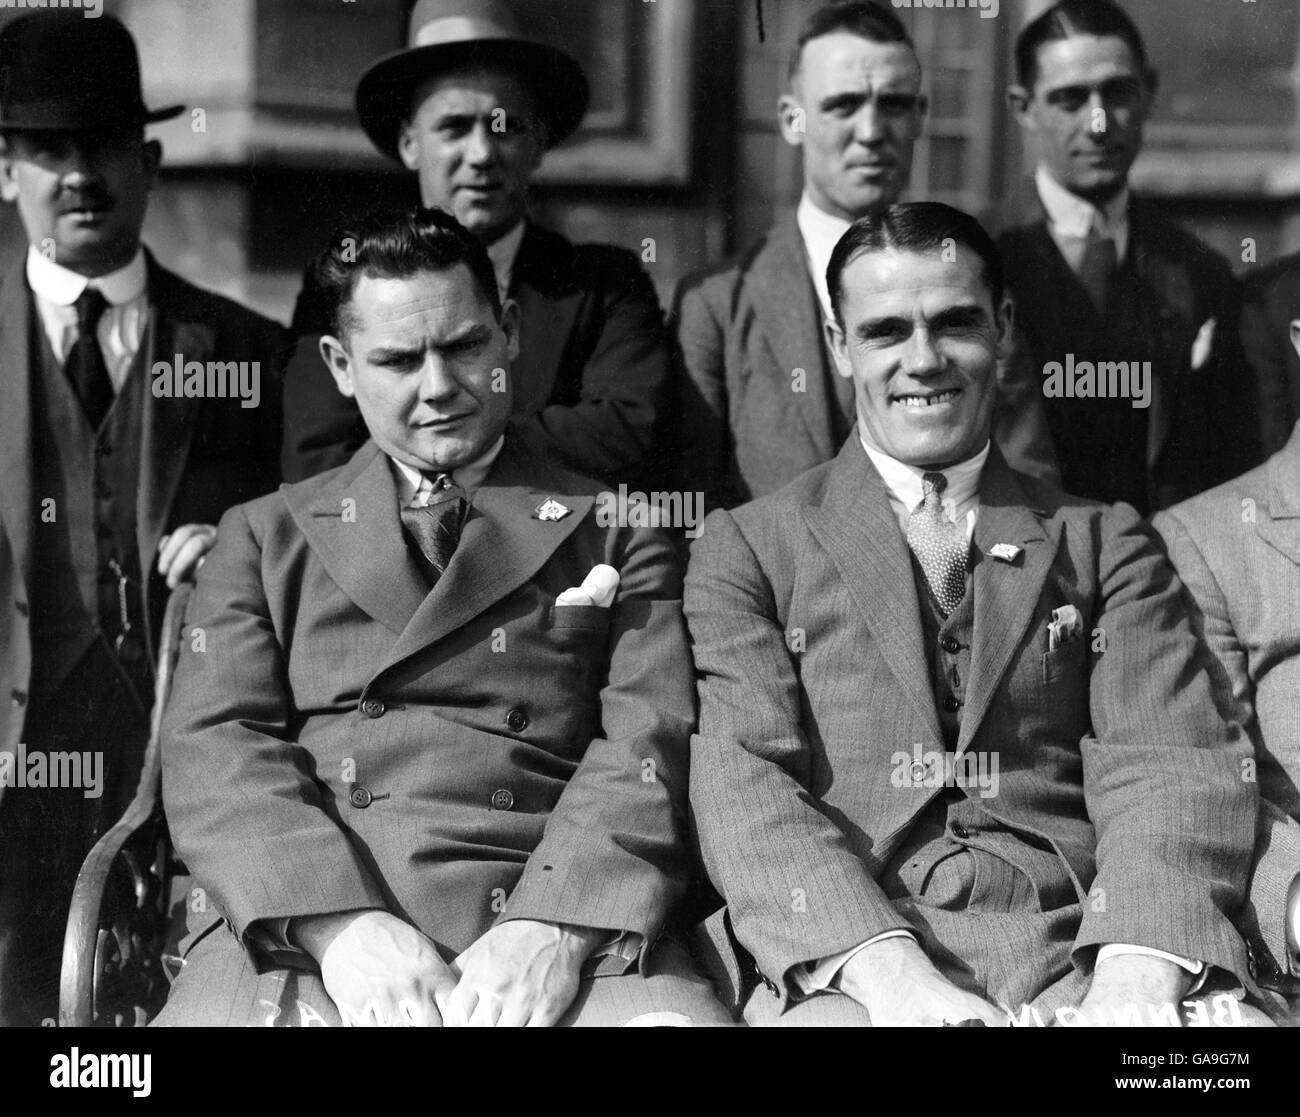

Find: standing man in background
<box><xmin>674</xmin><ymin>0</ymin><xmax>1053</xmax><ymax>513</ymax></box>
<box><xmin>0</xmin><ymin>12</ymin><xmax>285</xmax><ymax>1026</ymax></box>
<box><xmin>282</xmin><ymin>0</ymin><xmax>674</xmax><ymax>490</ymax></box>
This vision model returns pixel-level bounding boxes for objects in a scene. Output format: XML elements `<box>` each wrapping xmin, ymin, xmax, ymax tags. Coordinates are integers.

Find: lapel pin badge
<box><xmin>989</xmin><ymin>543</ymin><xmax>1023</xmax><ymax>563</ymax></box>
<box><xmin>533</xmin><ymin>498</ymin><xmax>571</xmax><ymax>522</ymax></box>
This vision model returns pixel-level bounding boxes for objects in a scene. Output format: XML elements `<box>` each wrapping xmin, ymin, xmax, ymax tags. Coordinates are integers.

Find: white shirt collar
<box><xmin>486</xmin><ymin>221</ymin><xmax>527</xmax><ymax>300</ymax></box>
<box><xmin>860</xmin><ymin>434</ymin><xmax>990</xmax><ymax>540</ymax></box>
<box><xmin>1035</xmin><ymin>164</ymin><xmax>1129</xmax><ymax>259</ymax></box>
<box><xmin>391</xmin><ymin>433</ymin><xmax>506</xmax><ymax>506</ymax></box>
<box><xmin>796</xmin><ymin>192</ymin><xmax>852</xmax><ymax>323</ymax></box>
<box><xmin>26</xmin><ymin>244</ymin><xmax>147</xmax><ymax>307</ymax></box>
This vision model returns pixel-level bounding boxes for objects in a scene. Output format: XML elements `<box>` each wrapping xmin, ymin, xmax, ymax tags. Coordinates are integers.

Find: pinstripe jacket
<box><xmin>685</xmin><ymin>437</ymin><xmax>1257</xmax><ymax>1010</ymax></box>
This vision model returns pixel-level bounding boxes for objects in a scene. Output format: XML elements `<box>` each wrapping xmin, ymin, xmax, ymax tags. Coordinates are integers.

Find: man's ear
<box><xmin>778</xmin><ymin>93</ymin><xmax>807</xmax><ymax>148</ymax></box>
<box><xmin>319</xmin><ymin>334</ymin><xmax>356</xmax><ymax>399</ymax></box>
<box><xmin>994</xmin><ymin>293</ymin><xmax>1015</xmax><ymax>358</ymax></box>
<box><xmin>499</xmin><ymin>297</ymin><xmax>521</xmax><ymax>364</ymax></box>
<box><xmin>1289</xmin><ymin>320</ymin><xmax>1300</xmax><ymax>362</ymax></box>
<box><xmin>397</xmin><ymin>121</ymin><xmax>421</xmax><ymax>173</ymax></box>
<box><xmin>1007</xmin><ymin>84</ymin><xmax>1033</xmax><ymax>130</ymax></box>
<box><xmin>825</xmin><ymin>317</ymin><xmax>853</xmax><ymax>381</ymax></box>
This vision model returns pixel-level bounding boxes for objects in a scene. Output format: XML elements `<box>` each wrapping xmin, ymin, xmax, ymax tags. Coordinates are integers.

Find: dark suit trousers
<box><xmin>0</xmin><ymin>644</ymin><xmax>150</xmax><ymax>1026</ymax></box>
<box><xmin>151</xmin><ymin>926</ymin><xmax>734</xmax><ymax>1027</ymax></box>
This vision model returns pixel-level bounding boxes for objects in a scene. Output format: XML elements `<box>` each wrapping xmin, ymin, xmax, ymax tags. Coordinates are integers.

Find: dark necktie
<box><xmin>400</xmin><ymin>475</ymin><xmax>467</xmax><ymax>586</ymax></box>
<box><xmin>1064</xmin><ymin>224</ymin><xmax>1118</xmax><ymax>311</ymax></box>
<box><xmin>66</xmin><ymin>286</ymin><xmax>114</xmax><ymax>429</ymax></box>
<box><xmin>906</xmin><ymin>472</ymin><xmax>968</xmax><ymax>616</ymax></box>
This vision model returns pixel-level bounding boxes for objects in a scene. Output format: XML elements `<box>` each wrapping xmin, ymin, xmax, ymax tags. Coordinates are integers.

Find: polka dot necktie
<box><xmin>400</xmin><ymin>474</ymin><xmax>467</xmax><ymax>587</ymax></box>
<box><xmin>906</xmin><ymin>471</ymin><xmax>968</xmax><ymax>616</ymax></box>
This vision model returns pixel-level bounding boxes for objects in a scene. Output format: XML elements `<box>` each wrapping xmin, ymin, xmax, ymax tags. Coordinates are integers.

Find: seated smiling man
<box><xmin>685</xmin><ymin>202</ymin><xmax>1265</xmax><ymax>1027</ymax></box>
<box><xmin>153</xmin><ymin>208</ymin><xmax>729</xmax><ymax>1027</ymax></box>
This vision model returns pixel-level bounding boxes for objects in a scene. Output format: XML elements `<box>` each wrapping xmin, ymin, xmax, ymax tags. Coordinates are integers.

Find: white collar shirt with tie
<box><xmin>390</xmin><ymin>434</ymin><xmax>505</xmax><ymax>508</ymax></box>
<box><xmin>860</xmin><ymin>434</ymin><xmax>989</xmax><ymax>543</ymax></box>
<box><xmin>1035</xmin><ymin>164</ymin><xmax>1129</xmax><ymax>266</ymax></box>
<box><xmin>26</xmin><ymin>244</ymin><xmax>149</xmax><ymax>392</ymax></box>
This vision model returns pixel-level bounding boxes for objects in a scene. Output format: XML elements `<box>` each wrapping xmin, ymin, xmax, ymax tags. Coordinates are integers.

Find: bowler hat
<box><xmin>355</xmin><ymin>0</ymin><xmax>589</xmax><ymax>162</ymax></box>
<box><xmin>0</xmin><ymin>12</ymin><xmax>183</xmax><ymax>133</ymax></box>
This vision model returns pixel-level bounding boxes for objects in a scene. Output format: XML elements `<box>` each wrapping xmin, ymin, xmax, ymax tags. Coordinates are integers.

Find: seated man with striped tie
<box><xmin>153</xmin><ymin>207</ymin><xmax>730</xmax><ymax>1027</ymax></box>
<box><xmin>685</xmin><ymin>202</ymin><xmax>1269</xmax><ymax>1027</ymax></box>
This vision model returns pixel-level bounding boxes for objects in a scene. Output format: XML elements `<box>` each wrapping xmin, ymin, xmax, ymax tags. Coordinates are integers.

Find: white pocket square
<box><xmin>555</xmin><ymin>564</ymin><xmax>619</xmax><ymax>608</ymax></box>
<box><xmin>1190</xmin><ymin>317</ymin><xmax>1216</xmax><ymax>371</ymax></box>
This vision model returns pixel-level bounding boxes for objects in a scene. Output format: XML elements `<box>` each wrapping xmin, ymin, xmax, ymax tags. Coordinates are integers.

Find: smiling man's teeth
<box><xmin>898</xmin><ymin>390</ymin><xmax>959</xmax><ymax>408</ymax></box>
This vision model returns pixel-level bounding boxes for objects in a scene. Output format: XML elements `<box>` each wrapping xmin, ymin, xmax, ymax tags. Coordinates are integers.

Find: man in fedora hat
<box><xmin>0</xmin><ymin>11</ymin><xmax>286</xmax><ymax>1026</ymax></box>
<box><xmin>281</xmin><ymin>0</ymin><xmax>675</xmax><ymax>491</ymax></box>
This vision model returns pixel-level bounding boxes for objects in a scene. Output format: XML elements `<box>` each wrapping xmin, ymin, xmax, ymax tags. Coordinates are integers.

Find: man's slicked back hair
<box><xmin>1015</xmin><ymin>0</ymin><xmax>1150</xmax><ymax>91</ymax></box>
<box><xmin>827</xmin><ymin>201</ymin><xmax>1004</xmax><ymax>329</ymax></box>
<box><xmin>312</xmin><ymin>206</ymin><xmax>503</xmax><ymax>340</ymax></box>
<box><xmin>789</xmin><ymin>1</ymin><xmax>914</xmax><ymax>82</ymax></box>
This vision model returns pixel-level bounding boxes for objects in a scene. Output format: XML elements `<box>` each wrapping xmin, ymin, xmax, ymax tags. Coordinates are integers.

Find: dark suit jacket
<box><xmin>160</xmin><ymin>438</ymin><xmax>696</xmax><ymax>968</ymax></box>
<box><xmin>995</xmin><ymin>188</ymin><xmax>1256</xmax><ymax>512</ymax></box>
<box><xmin>0</xmin><ymin>251</ymin><xmax>286</xmax><ymax>773</ymax></box>
<box><xmin>672</xmin><ymin>214</ymin><xmax>1058</xmax><ymax>512</ymax></box>
<box><xmin>685</xmin><ymin>437</ymin><xmax>1256</xmax><ymax>1010</ymax></box>
<box><xmin>281</xmin><ymin>222</ymin><xmax>673</xmax><ymax>488</ymax></box>
<box><xmin>1241</xmin><ymin>252</ymin><xmax>1300</xmax><ymax>457</ymax></box>
<box><xmin>1155</xmin><ymin>421</ymin><xmax>1300</xmax><ymax>990</ymax></box>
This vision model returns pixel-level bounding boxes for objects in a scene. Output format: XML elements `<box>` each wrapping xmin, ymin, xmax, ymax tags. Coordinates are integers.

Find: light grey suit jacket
<box><xmin>1155</xmin><ymin>421</ymin><xmax>1300</xmax><ymax>989</ymax></box>
<box><xmin>686</xmin><ymin>438</ymin><xmax>1256</xmax><ymax>1011</ymax></box>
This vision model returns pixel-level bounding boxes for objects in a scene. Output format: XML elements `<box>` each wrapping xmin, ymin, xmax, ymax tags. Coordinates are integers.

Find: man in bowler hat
<box><xmin>282</xmin><ymin>0</ymin><xmax>675</xmax><ymax>490</ymax></box>
<box><xmin>0</xmin><ymin>11</ymin><xmax>285</xmax><ymax>1025</ymax></box>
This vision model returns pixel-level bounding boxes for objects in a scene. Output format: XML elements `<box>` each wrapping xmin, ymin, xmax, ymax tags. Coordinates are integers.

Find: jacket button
<box><xmin>359</xmin><ymin>697</ymin><xmax>386</xmax><ymax>719</ymax></box>
<box><xmin>505</xmin><ymin>707</ymin><xmax>528</xmax><ymax>732</ymax></box>
<box><xmin>10</xmin><ymin>689</ymin><xmax>26</xmax><ymax>707</ymax></box>
<box><xmin>941</xmin><ymin>636</ymin><xmax>961</xmax><ymax>654</ymax></box>
<box><xmin>491</xmin><ymin>788</ymin><xmax>515</xmax><ymax>811</ymax></box>
<box><xmin>910</xmin><ymin>760</ymin><xmax>928</xmax><ymax>783</ymax></box>
<box><xmin>942</xmin><ymin>695</ymin><xmax>962</xmax><ymax>713</ymax></box>
<box><xmin>348</xmin><ymin>786</ymin><xmax>373</xmax><ymax>809</ymax></box>
<box><xmin>952</xmin><ymin>823</ymin><xmax>970</xmax><ymax>840</ymax></box>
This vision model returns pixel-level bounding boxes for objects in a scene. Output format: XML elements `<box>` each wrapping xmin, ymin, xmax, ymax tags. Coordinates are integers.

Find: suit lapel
<box><xmin>1256</xmin><ymin>423</ymin><xmax>1300</xmax><ymax>570</ymax></box>
<box><xmin>803</xmin><ymin>439</ymin><xmax>943</xmax><ymax>748</ymax></box>
<box><xmin>960</xmin><ymin>449</ymin><xmax>1061</xmax><ymax>753</ymax></box>
<box><xmin>376</xmin><ymin>438</ymin><xmax>593</xmax><ymax>673</ymax></box>
<box><xmin>290</xmin><ymin>443</ymin><xmax>430</xmax><ymax>635</ymax></box>
<box><xmin>750</xmin><ymin>218</ymin><xmax>842</xmax><ymax>460</ymax></box>
<box><xmin>507</xmin><ymin>223</ymin><xmax>575</xmax><ymax>417</ymax></box>
<box><xmin>137</xmin><ymin>257</ymin><xmax>205</xmax><ymax>577</ymax></box>
<box><xmin>0</xmin><ymin>258</ymin><xmax>33</xmax><ymax>593</ymax></box>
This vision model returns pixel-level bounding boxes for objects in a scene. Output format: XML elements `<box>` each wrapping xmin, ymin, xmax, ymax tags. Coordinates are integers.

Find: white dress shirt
<box><xmin>485</xmin><ymin>220</ymin><xmax>527</xmax><ymax>302</ymax></box>
<box><xmin>26</xmin><ymin>245</ymin><xmax>149</xmax><ymax>391</ymax></box>
<box><xmin>1035</xmin><ymin>164</ymin><xmax>1129</xmax><ymax>265</ymax></box>
<box><xmin>390</xmin><ymin>434</ymin><xmax>505</xmax><ymax>506</ymax></box>
<box><xmin>796</xmin><ymin>192</ymin><xmax>852</xmax><ymax>325</ymax></box>
<box><xmin>791</xmin><ymin>436</ymin><xmax>1204</xmax><ymax>999</ymax></box>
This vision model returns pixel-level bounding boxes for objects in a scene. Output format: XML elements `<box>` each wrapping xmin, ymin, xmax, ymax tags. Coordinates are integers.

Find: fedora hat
<box><xmin>0</xmin><ymin>12</ymin><xmax>183</xmax><ymax>133</ymax></box>
<box><xmin>355</xmin><ymin>0</ymin><xmax>589</xmax><ymax>162</ymax></box>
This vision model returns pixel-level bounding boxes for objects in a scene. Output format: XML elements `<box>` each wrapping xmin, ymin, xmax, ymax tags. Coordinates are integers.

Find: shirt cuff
<box><xmin>1287</xmin><ymin>874</ymin><xmax>1300</xmax><ymax>970</ymax></box>
<box><xmin>790</xmin><ymin>930</ymin><xmax>917</xmax><ymax>997</ymax></box>
<box><xmin>1097</xmin><ymin>943</ymin><xmax>1207</xmax><ymax>995</ymax></box>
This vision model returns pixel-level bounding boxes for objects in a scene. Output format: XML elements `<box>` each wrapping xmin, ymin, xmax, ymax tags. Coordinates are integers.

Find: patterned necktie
<box><xmin>906</xmin><ymin>471</ymin><xmax>968</xmax><ymax>616</ymax></box>
<box><xmin>400</xmin><ymin>474</ymin><xmax>467</xmax><ymax>586</ymax></box>
<box><xmin>66</xmin><ymin>286</ymin><xmax>114</xmax><ymax>428</ymax></box>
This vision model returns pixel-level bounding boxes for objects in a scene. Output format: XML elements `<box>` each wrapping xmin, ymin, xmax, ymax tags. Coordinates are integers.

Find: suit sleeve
<box><xmin>671</xmin><ymin>277</ymin><xmax>740</xmax><ymax>512</ymax></box>
<box><xmin>161</xmin><ymin>504</ymin><xmax>388</xmax><ymax>964</ymax></box>
<box><xmin>685</xmin><ymin>509</ymin><xmax>916</xmax><ymax>999</ymax></box>
<box><xmin>1240</xmin><ymin>275</ymin><xmax>1296</xmax><ymax>457</ymax></box>
<box><xmin>1155</xmin><ymin>507</ymin><xmax>1300</xmax><ymax>986</ymax></box>
<box><xmin>499</xmin><ymin>520</ymin><xmax>694</xmax><ymax>960</ymax></box>
<box><xmin>511</xmin><ymin>253</ymin><xmax>671</xmax><ymax>484</ymax></box>
<box><xmin>280</xmin><ymin>267</ymin><xmax>369</xmax><ymax>483</ymax></box>
<box><xmin>1073</xmin><ymin>503</ymin><xmax>1257</xmax><ymax>985</ymax></box>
